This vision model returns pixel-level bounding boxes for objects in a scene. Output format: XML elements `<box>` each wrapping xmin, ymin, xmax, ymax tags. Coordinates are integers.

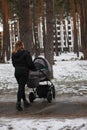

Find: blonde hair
<box><xmin>13</xmin><ymin>41</ymin><xmax>24</xmax><ymax>53</ymax></box>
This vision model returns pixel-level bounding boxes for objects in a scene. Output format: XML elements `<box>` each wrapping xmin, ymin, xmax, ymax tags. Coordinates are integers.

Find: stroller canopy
<box><xmin>29</xmin><ymin>57</ymin><xmax>51</xmax><ymax>83</ymax></box>
<box><xmin>34</xmin><ymin>57</ymin><xmax>51</xmax><ymax>73</ymax></box>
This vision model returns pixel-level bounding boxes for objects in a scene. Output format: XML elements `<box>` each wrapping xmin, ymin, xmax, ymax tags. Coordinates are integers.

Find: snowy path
<box><xmin>0</xmin><ymin>53</ymin><xmax>87</xmax><ymax>129</ymax></box>
<box><xmin>0</xmin><ymin>93</ymin><xmax>87</xmax><ymax>118</ymax></box>
<box><xmin>0</xmin><ymin>94</ymin><xmax>87</xmax><ymax>130</ymax></box>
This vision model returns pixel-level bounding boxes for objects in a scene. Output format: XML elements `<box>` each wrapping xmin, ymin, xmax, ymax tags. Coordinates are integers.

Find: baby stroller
<box><xmin>27</xmin><ymin>57</ymin><xmax>55</xmax><ymax>103</ymax></box>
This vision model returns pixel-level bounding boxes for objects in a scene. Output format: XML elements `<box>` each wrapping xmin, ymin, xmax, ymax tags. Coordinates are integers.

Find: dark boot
<box><xmin>23</xmin><ymin>99</ymin><xmax>30</xmax><ymax>108</ymax></box>
<box><xmin>16</xmin><ymin>102</ymin><xmax>23</xmax><ymax>111</ymax></box>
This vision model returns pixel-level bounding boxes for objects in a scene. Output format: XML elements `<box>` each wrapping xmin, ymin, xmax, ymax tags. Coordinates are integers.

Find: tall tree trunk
<box><xmin>6</xmin><ymin>22</ymin><xmax>10</xmax><ymax>61</ymax></box>
<box><xmin>45</xmin><ymin>0</ymin><xmax>54</xmax><ymax>78</ymax></box>
<box><xmin>0</xmin><ymin>32</ymin><xmax>2</xmax><ymax>62</ymax></box>
<box><xmin>80</xmin><ymin>0</ymin><xmax>87</xmax><ymax>59</ymax></box>
<box><xmin>41</xmin><ymin>0</ymin><xmax>46</xmax><ymax>55</ymax></box>
<box><xmin>29</xmin><ymin>1</ymin><xmax>33</xmax><ymax>54</ymax></box>
<box><xmin>69</xmin><ymin>0</ymin><xmax>79</xmax><ymax>57</ymax></box>
<box><xmin>1</xmin><ymin>0</ymin><xmax>10</xmax><ymax>62</ymax></box>
<box><xmin>32</xmin><ymin>0</ymin><xmax>40</xmax><ymax>57</ymax></box>
<box><xmin>53</xmin><ymin>0</ymin><xmax>59</xmax><ymax>56</ymax></box>
<box><xmin>42</xmin><ymin>16</ymin><xmax>46</xmax><ymax>54</ymax></box>
<box><xmin>18</xmin><ymin>0</ymin><xmax>32</xmax><ymax>52</ymax></box>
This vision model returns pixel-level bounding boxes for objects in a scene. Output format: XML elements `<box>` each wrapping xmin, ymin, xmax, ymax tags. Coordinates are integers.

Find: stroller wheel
<box><xmin>29</xmin><ymin>92</ymin><xmax>36</xmax><ymax>103</ymax></box>
<box><xmin>47</xmin><ymin>91</ymin><xmax>52</xmax><ymax>103</ymax></box>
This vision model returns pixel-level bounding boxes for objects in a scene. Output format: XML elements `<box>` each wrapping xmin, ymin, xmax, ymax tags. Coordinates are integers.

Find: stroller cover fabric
<box><xmin>27</xmin><ymin>57</ymin><xmax>51</xmax><ymax>88</ymax></box>
<box><xmin>34</xmin><ymin>57</ymin><xmax>51</xmax><ymax>80</ymax></box>
<box><xmin>34</xmin><ymin>57</ymin><xmax>51</xmax><ymax>73</ymax></box>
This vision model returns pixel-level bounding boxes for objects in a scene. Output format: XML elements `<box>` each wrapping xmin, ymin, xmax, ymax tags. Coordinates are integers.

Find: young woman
<box><xmin>12</xmin><ymin>41</ymin><xmax>35</xmax><ymax>111</ymax></box>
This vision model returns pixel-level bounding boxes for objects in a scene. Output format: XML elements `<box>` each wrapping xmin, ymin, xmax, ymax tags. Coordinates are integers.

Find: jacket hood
<box><xmin>12</xmin><ymin>50</ymin><xmax>26</xmax><ymax>58</ymax></box>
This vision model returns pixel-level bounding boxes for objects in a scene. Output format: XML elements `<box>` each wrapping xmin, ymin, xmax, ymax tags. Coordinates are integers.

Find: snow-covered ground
<box><xmin>0</xmin><ymin>52</ymin><xmax>87</xmax><ymax>130</ymax></box>
<box><xmin>0</xmin><ymin>52</ymin><xmax>87</xmax><ymax>96</ymax></box>
<box><xmin>0</xmin><ymin>117</ymin><xmax>87</xmax><ymax>130</ymax></box>
<box><xmin>53</xmin><ymin>52</ymin><xmax>87</xmax><ymax>96</ymax></box>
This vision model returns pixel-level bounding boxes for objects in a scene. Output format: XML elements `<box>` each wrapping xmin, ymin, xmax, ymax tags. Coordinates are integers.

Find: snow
<box><xmin>0</xmin><ymin>26</ymin><xmax>3</xmax><ymax>32</ymax></box>
<box><xmin>53</xmin><ymin>52</ymin><xmax>85</xmax><ymax>82</ymax></box>
<box><xmin>0</xmin><ymin>52</ymin><xmax>87</xmax><ymax>130</ymax></box>
<box><xmin>0</xmin><ymin>117</ymin><xmax>87</xmax><ymax>130</ymax></box>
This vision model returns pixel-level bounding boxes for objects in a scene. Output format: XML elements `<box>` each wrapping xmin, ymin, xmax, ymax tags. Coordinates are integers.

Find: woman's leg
<box><xmin>16</xmin><ymin>74</ymin><xmax>30</xmax><ymax>108</ymax></box>
<box><xmin>15</xmin><ymin>73</ymin><xmax>24</xmax><ymax>111</ymax></box>
<box><xmin>15</xmin><ymin>69</ymin><xmax>29</xmax><ymax>110</ymax></box>
<box><xmin>18</xmin><ymin>75</ymin><xmax>30</xmax><ymax>107</ymax></box>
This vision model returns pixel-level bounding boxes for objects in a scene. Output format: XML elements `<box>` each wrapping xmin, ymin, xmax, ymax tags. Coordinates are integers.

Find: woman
<box><xmin>12</xmin><ymin>41</ymin><xmax>35</xmax><ymax>111</ymax></box>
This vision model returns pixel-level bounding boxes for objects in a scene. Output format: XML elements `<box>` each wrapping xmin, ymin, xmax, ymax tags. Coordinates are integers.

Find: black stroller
<box><xmin>27</xmin><ymin>57</ymin><xmax>55</xmax><ymax>103</ymax></box>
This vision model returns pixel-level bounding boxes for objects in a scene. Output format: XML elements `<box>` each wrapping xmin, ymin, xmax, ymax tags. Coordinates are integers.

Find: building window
<box><xmin>68</xmin><ymin>37</ymin><xmax>71</xmax><ymax>40</ymax></box>
<box><xmin>57</xmin><ymin>26</ymin><xmax>60</xmax><ymax>30</ymax></box>
<box><xmin>68</xmin><ymin>31</ymin><xmax>71</xmax><ymax>35</ymax></box>
<box><xmin>57</xmin><ymin>37</ymin><xmax>61</xmax><ymax>40</ymax></box>
<box><xmin>58</xmin><ymin>32</ymin><xmax>60</xmax><ymax>35</ymax></box>
<box><xmin>68</xmin><ymin>26</ymin><xmax>71</xmax><ymax>30</ymax></box>
<box><xmin>68</xmin><ymin>20</ymin><xmax>70</xmax><ymax>24</ymax></box>
<box><xmin>57</xmin><ymin>21</ymin><xmax>60</xmax><ymax>25</ymax></box>
<box><xmin>68</xmin><ymin>42</ymin><xmax>71</xmax><ymax>45</ymax></box>
<box><xmin>58</xmin><ymin>42</ymin><xmax>61</xmax><ymax>46</ymax></box>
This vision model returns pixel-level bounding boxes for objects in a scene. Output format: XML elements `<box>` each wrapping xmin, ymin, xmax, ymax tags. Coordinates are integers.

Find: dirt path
<box><xmin>0</xmin><ymin>93</ymin><xmax>87</xmax><ymax>118</ymax></box>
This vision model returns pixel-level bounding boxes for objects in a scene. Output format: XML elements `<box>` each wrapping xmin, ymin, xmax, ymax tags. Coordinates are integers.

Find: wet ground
<box><xmin>0</xmin><ymin>93</ymin><xmax>87</xmax><ymax>118</ymax></box>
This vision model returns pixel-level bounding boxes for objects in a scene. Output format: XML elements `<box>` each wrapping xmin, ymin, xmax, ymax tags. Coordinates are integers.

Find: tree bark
<box><xmin>18</xmin><ymin>0</ymin><xmax>32</xmax><ymax>52</ymax></box>
<box><xmin>80</xmin><ymin>0</ymin><xmax>87</xmax><ymax>59</ymax></box>
<box><xmin>1</xmin><ymin>0</ymin><xmax>10</xmax><ymax>62</ymax></box>
<box><xmin>45</xmin><ymin>0</ymin><xmax>54</xmax><ymax>78</ymax></box>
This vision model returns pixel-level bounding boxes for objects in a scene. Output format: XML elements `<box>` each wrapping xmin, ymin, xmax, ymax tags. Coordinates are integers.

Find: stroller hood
<box><xmin>34</xmin><ymin>57</ymin><xmax>51</xmax><ymax>73</ymax></box>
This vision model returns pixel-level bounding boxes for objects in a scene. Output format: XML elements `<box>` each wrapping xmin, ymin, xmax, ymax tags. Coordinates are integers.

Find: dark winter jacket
<box><xmin>12</xmin><ymin>49</ymin><xmax>35</xmax><ymax>70</ymax></box>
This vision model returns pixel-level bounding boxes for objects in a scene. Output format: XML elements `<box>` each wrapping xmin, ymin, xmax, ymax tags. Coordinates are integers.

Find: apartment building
<box><xmin>53</xmin><ymin>16</ymin><xmax>74</xmax><ymax>53</ymax></box>
<box><xmin>0</xmin><ymin>16</ymin><xmax>80</xmax><ymax>53</ymax></box>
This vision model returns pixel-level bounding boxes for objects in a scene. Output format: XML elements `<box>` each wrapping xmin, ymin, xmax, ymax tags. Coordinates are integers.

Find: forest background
<box><xmin>0</xmin><ymin>0</ymin><xmax>87</xmax><ymax>78</ymax></box>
